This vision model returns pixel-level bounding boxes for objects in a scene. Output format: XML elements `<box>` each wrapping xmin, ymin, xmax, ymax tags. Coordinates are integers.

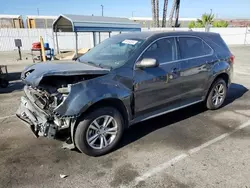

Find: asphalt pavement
<box><xmin>0</xmin><ymin>46</ymin><xmax>250</xmax><ymax>188</ymax></box>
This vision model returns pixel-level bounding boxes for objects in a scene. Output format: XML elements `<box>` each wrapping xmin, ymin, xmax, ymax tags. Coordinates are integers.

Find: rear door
<box><xmin>177</xmin><ymin>36</ymin><xmax>214</xmax><ymax>100</ymax></box>
<box><xmin>134</xmin><ymin>37</ymin><xmax>182</xmax><ymax>116</ymax></box>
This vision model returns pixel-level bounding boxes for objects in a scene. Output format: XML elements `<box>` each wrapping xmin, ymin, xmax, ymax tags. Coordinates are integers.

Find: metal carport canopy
<box><xmin>52</xmin><ymin>14</ymin><xmax>141</xmax><ymax>56</ymax></box>
<box><xmin>53</xmin><ymin>14</ymin><xmax>141</xmax><ymax>32</ymax></box>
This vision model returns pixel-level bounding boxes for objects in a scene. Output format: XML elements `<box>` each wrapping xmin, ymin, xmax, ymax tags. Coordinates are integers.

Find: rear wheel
<box><xmin>206</xmin><ymin>78</ymin><xmax>227</xmax><ymax>110</ymax></box>
<box><xmin>74</xmin><ymin>107</ymin><xmax>124</xmax><ymax>156</ymax></box>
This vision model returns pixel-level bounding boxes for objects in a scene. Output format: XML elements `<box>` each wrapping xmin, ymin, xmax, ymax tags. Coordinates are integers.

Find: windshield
<box><xmin>78</xmin><ymin>37</ymin><xmax>145</xmax><ymax>69</ymax></box>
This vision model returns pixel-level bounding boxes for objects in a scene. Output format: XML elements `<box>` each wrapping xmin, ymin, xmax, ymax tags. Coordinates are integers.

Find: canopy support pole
<box><xmin>75</xmin><ymin>32</ymin><xmax>78</xmax><ymax>58</ymax></box>
<box><xmin>98</xmin><ymin>32</ymin><xmax>101</xmax><ymax>43</ymax></box>
<box><xmin>55</xmin><ymin>31</ymin><xmax>59</xmax><ymax>54</ymax></box>
<box><xmin>108</xmin><ymin>32</ymin><xmax>111</xmax><ymax>38</ymax></box>
<box><xmin>93</xmin><ymin>32</ymin><xmax>96</xmax><ymax>47</ymax></box>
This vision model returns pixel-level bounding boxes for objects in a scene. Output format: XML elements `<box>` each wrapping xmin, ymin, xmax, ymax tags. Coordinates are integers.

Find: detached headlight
<box><xmin>57</xmin><ymin>84</ymin><xmax>71</xmax><ymax>94</ymax></box>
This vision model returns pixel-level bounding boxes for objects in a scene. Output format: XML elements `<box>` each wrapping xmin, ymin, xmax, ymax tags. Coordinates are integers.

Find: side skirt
<box><xmin>129</xmin><ymin>99</ymin><xmax>204</xmax><ymax>126</ymax></box>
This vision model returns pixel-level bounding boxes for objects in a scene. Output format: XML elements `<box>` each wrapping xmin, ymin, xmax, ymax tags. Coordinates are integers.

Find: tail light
<box><xmin>230</xmin><ymin>54</ymin><xmax>235</xmax><ymax>64</ymax></box>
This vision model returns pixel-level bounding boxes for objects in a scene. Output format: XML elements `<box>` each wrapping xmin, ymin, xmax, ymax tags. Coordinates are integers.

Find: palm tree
<box><xmin>151</xmin><ymin>0</ymin><xmax>156</xmax><ymax>27</ymax></box>
<box><xmin>168</xmin><ymin>0</ymin><xmax>177</xmax><ymax>27</ymax></box>
<box><xmin>174</xmin><ymin>0</ymin><xmax>180</xmax><ymax>27</ymax></box>
<box><xmin>155</xmin><ymin>0</ymin><xmax>159</xmax><ymax>27</ymax></box>
<box><xmin>188</xmin><ymin>12</ymin><xmax>215</xmax><ymax>30</ymax></box>
<box><xmin>197</xmin><ymin>13</ymin><xmax>214</xmax><ymax>26</ymax></box>
<box><xmin>162</xmin><ymin>0</ymin><xmax>168</xmax><ymax>27</ymax></box>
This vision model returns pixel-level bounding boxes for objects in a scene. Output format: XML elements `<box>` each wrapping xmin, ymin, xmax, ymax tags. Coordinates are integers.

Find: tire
<box><xmin>74</xmin><ymin>107</ymin><xmax>124</xmax><ymax>156</ymax></box>
<box><xmin>0</xmin><ymin>79</ymin><xmax>9</xmax><ymax>88</ymax></box>
<box><xmin>206</xmin><ymin>78</ymin><xmax>227</xmax><ymax>110</ymax></box>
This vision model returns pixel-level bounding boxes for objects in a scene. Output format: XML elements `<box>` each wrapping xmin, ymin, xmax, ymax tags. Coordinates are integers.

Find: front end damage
<box><xmin>16</xmin><ymin>62</ymin><xmax>110</xmax><ymax>148</ymax></box>
<box><xmin>16</xmin><ymin>85</ymin><xmax>76</xmax><ymax>139</ymax></box>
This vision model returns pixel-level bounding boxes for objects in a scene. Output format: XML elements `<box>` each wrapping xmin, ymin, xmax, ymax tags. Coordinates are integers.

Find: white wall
<box><xmin>0</xmin><ymin>28</ymin><xmax>54</xmax><ymax>51</ymax></box>
<box><xmin>210</xmin><ymin>27</ymin><xmax>250</xmax><ymax>45</ymax></box>
<box><xmin>0</xmin><ymin>28</ymin><xmax>108</xmax><ymax>51</ymax></box>
<box><xmin>0</xmin><ymin>27</ymin><xmax>249</xmax><ymax>51</ymax></box>
<box><xmin>143</xmin><ymin>27</ymin><xmax>250</xmax><ymax>45</ymax></box>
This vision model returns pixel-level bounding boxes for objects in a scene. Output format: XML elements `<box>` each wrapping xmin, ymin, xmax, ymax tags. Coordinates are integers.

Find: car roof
<box><xmin>115</xmin><ymin>31</ymin><xmax>220</xmax><ymax>40</ymax></box>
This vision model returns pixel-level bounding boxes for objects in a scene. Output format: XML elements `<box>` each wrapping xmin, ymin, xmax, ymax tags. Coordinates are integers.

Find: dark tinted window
<box><xmin>178</xmin><ymin>37</ymin><xmax>212</xmax><ymax>59</ymax></box>
<box><xmin>142</xmin><ymin>38</ymin><xmax>176</xmax><ymax>64</ymax></box>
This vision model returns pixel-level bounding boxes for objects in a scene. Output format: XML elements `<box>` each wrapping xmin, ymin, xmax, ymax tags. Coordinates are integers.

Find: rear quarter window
<box><xmin>178</xmin><ymin>37</ymin><xmax>213</xmax><ymax>59</ymax></box>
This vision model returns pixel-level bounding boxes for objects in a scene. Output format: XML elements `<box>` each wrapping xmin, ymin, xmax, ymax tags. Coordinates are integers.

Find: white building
<box><xmin>129</xmin><ymin>17</ymin><xmax>197</xmax><ymax>27</ymax></box>
<box><xmin>0</xmin><ymin>14</ymin><xmax>24</xmax><ymax>28</ymax></box>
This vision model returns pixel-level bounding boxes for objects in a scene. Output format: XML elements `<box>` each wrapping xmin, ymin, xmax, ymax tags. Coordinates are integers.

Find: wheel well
<box><xmin>205</xmin><ymin>72</ymin><xmax>229</xmax><ymax>99</ymax></box>
<box><xmin>81</xmin><ymin>98</ymin><xmax>129</xmax><ymax>127</ymax></box>
<box><xmin>215</xmin><ymin>73</ymin><xmax>229</xmax><ymax>86</ymax></box>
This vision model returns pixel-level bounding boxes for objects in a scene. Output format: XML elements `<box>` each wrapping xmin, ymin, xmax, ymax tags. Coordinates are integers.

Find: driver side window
<box><xmin>142</xmin><ymin>37</ymin><xmax>177</xmax><ymax>64</ymax></box>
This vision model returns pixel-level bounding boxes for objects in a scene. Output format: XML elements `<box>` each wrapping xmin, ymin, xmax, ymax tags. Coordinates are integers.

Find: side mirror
<box><xmin>136</xmin><ymin>58</ymin><xmax>159</xmax><ymax>69</ymax></box>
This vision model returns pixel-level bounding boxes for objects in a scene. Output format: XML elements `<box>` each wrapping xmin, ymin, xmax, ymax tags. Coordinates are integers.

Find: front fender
<box><xmin>54</xmin><ymin>78</ymin><xmax>132</xmax><ymax>117</ymax></box>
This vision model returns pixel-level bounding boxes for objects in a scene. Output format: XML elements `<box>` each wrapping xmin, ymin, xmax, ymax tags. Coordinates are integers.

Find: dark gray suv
<box><xmin>17</xmin><ymin>31</ymin><xmax>234</xmax><ymax>156</ymax></box>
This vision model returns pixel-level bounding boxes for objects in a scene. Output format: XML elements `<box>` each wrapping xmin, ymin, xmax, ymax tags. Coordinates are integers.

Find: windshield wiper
<box><xmin>98</xmin><ymin>63</ymin><xmax>112</xmax><ymax>70</ymax></box>
<box><xmin>79</xmin><ymin>60</ymin><xmax>111</xmax><ymax>69</ymax></box>
<box><xmin>80</xmin><ymin>61</ymin><xmax>100</xmax><ymax>68</ymax></box>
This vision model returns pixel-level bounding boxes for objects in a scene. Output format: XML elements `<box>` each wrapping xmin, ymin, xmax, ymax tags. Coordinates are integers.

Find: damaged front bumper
<box><xmin>16</xmin><ymin>96</ymin><xmax>57</xmax><ymax>138</ymax></box>
<box><xmin>16</xmin><ymin>86</ymin><xmax>76</xmax><ymax>140</ymax></box>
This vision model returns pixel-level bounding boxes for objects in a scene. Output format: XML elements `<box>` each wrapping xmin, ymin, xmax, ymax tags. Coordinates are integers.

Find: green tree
<box><xmin>188</xmin><ymin>12</ymin><xmax>228</xmax><ymax>28</ymax></box>
<box><xmin>196</xmin><ymin>13</ymin><xmax>215</xmax><ymax>27</ymax></box>
<box><xmin>212</xmin><ymin>20</ymin><xmax>229</xmax><ymax>27</ymax></box>
<box><xmin>188</xmin><ymin>21</ymin><xmax>196</xmax><ymax>29</ymax></box>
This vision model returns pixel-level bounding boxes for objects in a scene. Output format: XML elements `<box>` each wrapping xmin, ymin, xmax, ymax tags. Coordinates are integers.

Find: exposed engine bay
<box><xmin>35</xmin><ymin>74</ymin><xmax>99</xmax><ymax>112</ymax></box>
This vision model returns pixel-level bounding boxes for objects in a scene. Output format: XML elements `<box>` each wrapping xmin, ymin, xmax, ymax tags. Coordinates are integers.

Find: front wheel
<box><xmin>206</xmin><ymin>78</ymin><xmax>227</xmax><ymax>110</ymax></box>
<box><xmin>74</xmin><ymin>107</ymin><xmax>124</xmax><ymax>156</ymax></box>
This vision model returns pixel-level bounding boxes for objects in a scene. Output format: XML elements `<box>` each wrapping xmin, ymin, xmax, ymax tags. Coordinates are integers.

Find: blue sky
<box><xmin>1</xmin><ymin>0</ymin><xmax>250</xmax><ymax>19</ymax></box>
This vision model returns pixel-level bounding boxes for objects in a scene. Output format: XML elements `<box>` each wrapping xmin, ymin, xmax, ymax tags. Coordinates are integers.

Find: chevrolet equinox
<box><xmin>17</xmin><ymin>31</ymin><xmax>234</xmax><ymax>156</ymax></box>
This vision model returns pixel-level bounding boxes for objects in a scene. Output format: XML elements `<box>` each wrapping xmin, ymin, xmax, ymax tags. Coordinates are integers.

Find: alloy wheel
<box><xmin>86</xmin><ymin>115</ymin><xmax>118</xmax><ymax>150</ymax></box>
<box><xmin>212</xmin><ymin>83</ymin><xmax>225</xmax><ymax>106</ymax></box>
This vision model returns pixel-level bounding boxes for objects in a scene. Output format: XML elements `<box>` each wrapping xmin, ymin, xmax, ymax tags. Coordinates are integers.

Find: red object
<box><xmin>32</xmin><ymin>42</ymin><xmax>41</xmax><ymax>49</ymax></box>
<box><xmin>230</xmin><ymin>54</ymin><xmax>235</xmax><ymax>64</ymax></box>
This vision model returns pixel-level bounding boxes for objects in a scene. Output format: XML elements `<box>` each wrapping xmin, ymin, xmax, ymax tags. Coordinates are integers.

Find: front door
<box><xmin>134</xmin><ymin>37</ymin><xmax>182</xmax><ymax>116</ymax></box>
<box><xmin>177</xmin><ymin>36</ymin><xmax>213</xmax><ymax>100</ymax></box>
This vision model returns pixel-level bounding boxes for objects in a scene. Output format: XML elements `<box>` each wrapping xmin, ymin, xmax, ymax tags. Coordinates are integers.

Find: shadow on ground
<box><xmin>0</xmin><ymin>81</ymin><xmax>23</xmax><ymax>93</ymax></box>
<box><xmin>223</xmin><ymin>83</ymin><xmax>248</xmax><ymax>107</ymax></box>
<box><xmin>118</xmin><ymin>83</ymin><xmax>248</xmax><ymax>150</ymax></box>
<box><xmin>8</xmin><ymin>72</ymin><xmax>21</xmax><ymax>81</ymax></box>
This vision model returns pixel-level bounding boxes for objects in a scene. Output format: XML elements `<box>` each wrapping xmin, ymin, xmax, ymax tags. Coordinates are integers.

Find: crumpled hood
<box><xmin>21</xmin><ymin>61</ymin><xmax>110</xmax><ymax>86</ymax></box>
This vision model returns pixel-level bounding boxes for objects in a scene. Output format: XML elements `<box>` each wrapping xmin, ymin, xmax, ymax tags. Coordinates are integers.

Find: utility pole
<box><xmin>132</xmin><ymin>11</ymin><xmax>135</xmax><ymax>17</ymax></box>
<box><xmin>37</xmin><ymin>8</ymin><xmax>40</xmax><ymax>16</ymax></box>
<box><xmin>101</xmin><ymin>5</ymin><xmax>104</xmax><ymax>16</ymax></box>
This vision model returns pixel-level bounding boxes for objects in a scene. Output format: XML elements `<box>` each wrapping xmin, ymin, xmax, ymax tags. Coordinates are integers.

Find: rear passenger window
<box><xmin>142</xmin><ymin>38</ymin><xmax>176</xmax><ymax>64</ymax></box>
<box><xmin>178</xmin><ymin>37</ymin><xmax>212</xmax><ymax>59</ymax></box>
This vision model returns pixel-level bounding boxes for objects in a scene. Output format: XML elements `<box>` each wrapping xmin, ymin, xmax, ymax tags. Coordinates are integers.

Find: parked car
<box><xmin>16</xmin><ymin>31</ymin><xmax>234</xmax><ymax>156</ymax></box>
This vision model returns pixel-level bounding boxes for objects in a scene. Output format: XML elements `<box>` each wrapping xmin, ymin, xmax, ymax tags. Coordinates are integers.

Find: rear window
<box><xmin>208</xmin><ymin>34</ymin><xmax>230</xmax><ymax>52</ymax></box>
<box><xmin>178</xmin><ymin>37</ymin><xmax>213</xmax><ymax>59</ymax></box>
